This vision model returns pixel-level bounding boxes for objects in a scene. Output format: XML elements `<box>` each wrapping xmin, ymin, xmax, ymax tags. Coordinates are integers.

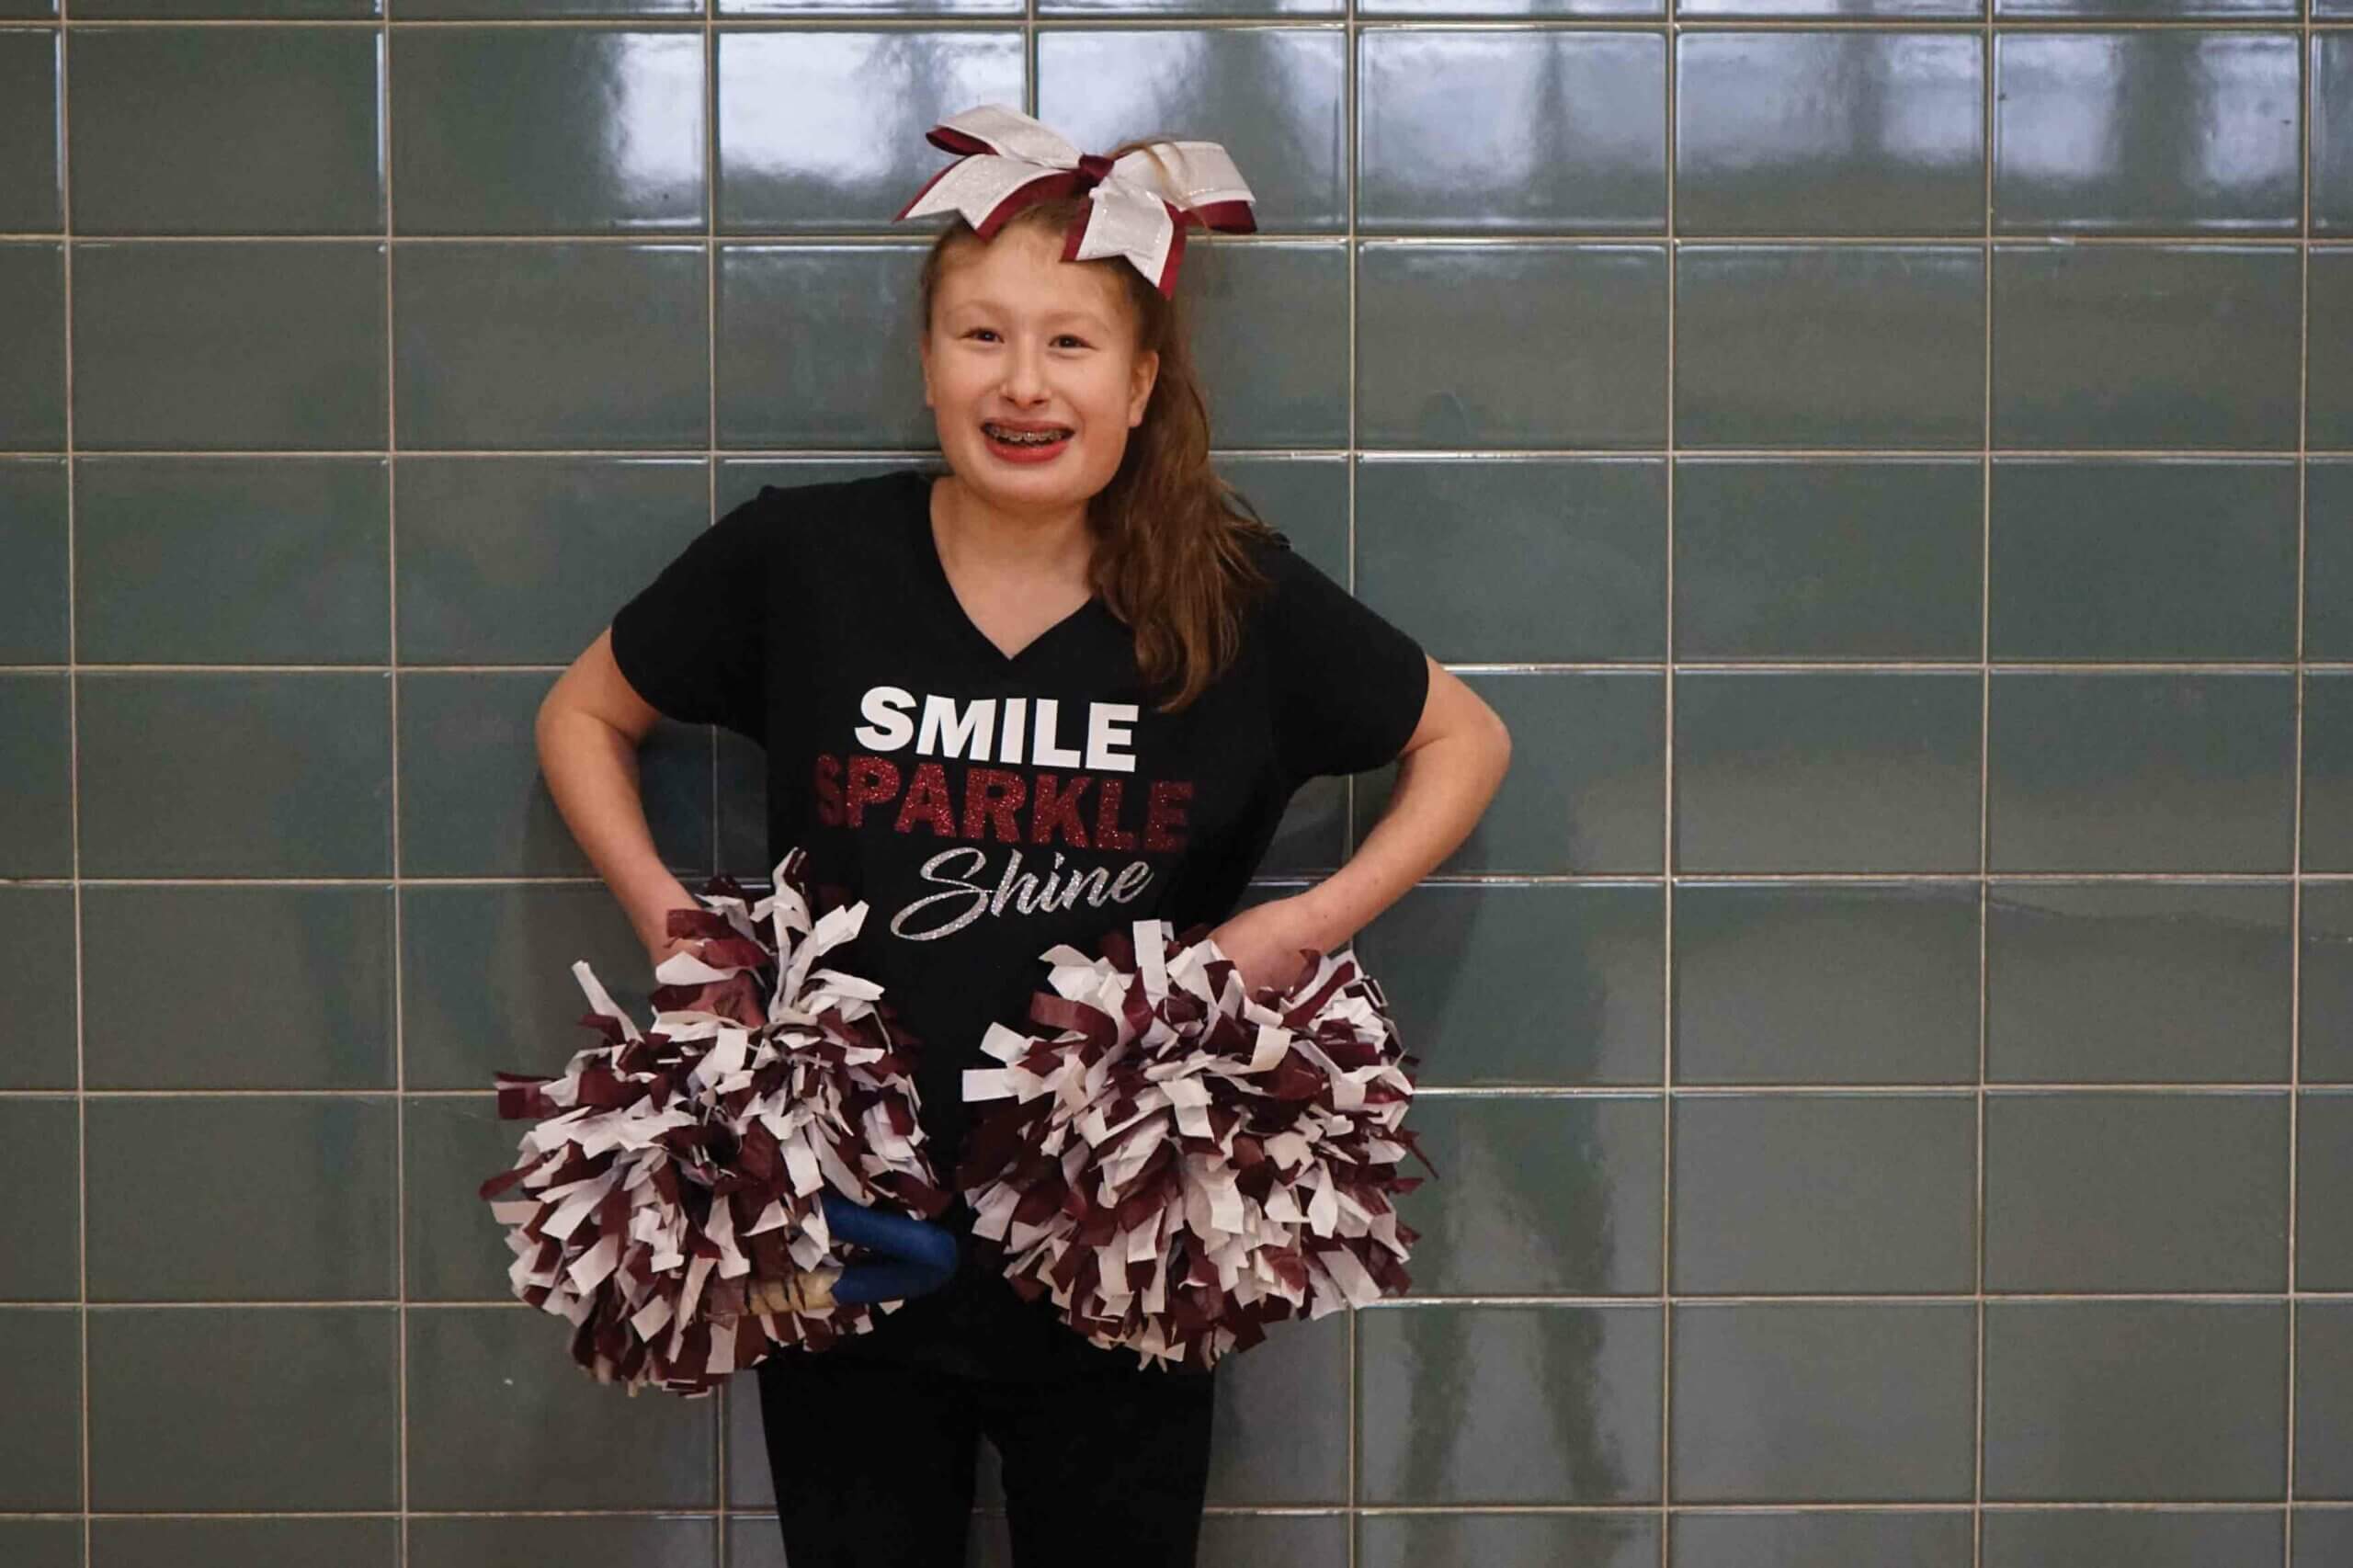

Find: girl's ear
<box><xmin>1129</xmin><ymin>348</ymin><xmax>1160</xmax><ymax>426</ymax></box>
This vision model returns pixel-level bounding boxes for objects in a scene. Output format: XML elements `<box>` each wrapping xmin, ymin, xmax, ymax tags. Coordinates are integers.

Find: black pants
<box><xmin>755</xmin><ymin>1344</ymin><xmax>1218</xmax><ymax>1568</ymax></box>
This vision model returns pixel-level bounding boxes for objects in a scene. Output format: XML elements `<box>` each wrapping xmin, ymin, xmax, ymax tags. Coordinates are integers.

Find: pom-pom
<box><xmin>479</xmin><ymin>848</ymin><xmax>951</xmax><ymax>1397</ymax></box>
<box><xmin>957</xmin><ymin>918</ymin><xmax>1434</xmax><ymax>1370</ymax></box>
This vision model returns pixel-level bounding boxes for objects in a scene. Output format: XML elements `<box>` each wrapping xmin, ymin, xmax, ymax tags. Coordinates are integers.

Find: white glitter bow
<box><xmin>893</xmin><ymin>103</ymin><xmax>1257</xmax><ymax>298</ymax></box>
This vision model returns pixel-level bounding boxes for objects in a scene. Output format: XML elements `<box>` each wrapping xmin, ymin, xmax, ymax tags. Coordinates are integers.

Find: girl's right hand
<box><xmin>642</xmin><ymin>925</ymin><xmax>707</xmax><ymax>972</ymax></box>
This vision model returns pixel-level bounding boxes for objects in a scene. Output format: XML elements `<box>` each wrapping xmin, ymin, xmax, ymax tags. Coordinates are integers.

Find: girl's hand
<box><xmin>1203</xmin><ymin>895</ymin><xmax>1326</xmax><ymax>999</ymax></box>
<box><xmin>643</xmin><ymin>926</ymin><xmax>706</xmax><ymax>972</ymax></box>
<box><xmin>633</xmin><ymin>888</ymin><xmax>707</xmax><ymax>971</ymax></box>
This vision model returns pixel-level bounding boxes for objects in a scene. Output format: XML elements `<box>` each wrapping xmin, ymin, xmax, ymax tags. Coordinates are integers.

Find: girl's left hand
<box><xmin>1203</xmin><ymin>894</ymin><xmax>1327</xmax><ymax>999</ymax></box>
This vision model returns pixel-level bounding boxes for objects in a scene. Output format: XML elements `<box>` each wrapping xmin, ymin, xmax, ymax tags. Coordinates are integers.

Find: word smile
<box><xmin>854</xmin><ymin>686</ymin><xmax>1141</xmax><ymax>773</ymax></box>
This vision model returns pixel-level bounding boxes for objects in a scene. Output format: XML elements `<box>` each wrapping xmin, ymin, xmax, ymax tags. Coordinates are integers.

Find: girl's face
<box><xmin>920</xmin><ymin>222</ymin><xmax>1160</xmax><ymax>519</ymax></box>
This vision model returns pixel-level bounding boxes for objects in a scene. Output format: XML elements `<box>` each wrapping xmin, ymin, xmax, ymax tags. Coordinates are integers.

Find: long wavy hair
<box><xmin>915</xmin><ymin>146</ymin><xmax>1281</xmax><ymax>715</ymax></box>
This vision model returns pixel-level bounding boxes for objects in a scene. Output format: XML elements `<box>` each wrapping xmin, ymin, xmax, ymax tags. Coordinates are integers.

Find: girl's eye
<box><xmin>963</xmin><ymin>329</ymin><xmax>1089</xmax><ymax>349</ymax></box>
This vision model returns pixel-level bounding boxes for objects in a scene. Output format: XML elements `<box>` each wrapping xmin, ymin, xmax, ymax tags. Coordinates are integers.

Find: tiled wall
<box><xmin>4</xmin><ymin>1</ymin><xmax>2353</xmax><ymax>1566</ymax></box>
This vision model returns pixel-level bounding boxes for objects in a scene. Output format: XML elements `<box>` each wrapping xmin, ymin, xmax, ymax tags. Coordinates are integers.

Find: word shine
<box><xmin>854</xmin><ymin>686</ymin><xmax>1139</xmax><ymax>773</ymax></box>
<box><xmin>887</xmin><ymin>845</ymin><xmax>1154</xmax><ymax>941</ymax></box>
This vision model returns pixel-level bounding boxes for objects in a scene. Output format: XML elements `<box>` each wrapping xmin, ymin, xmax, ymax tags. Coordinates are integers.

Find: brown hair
<box><xmin>914</xmin><ymin>142</ymin><xmax>1280</xmax><ymax>715</ymax></box>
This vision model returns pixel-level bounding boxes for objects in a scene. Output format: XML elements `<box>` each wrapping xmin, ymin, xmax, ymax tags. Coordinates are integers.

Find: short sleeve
<box><xmin>607</xmin><ymin>488</ymin><xmax>782</xmax><ymax>743</ymax></box>
<box><xmin>1260</xmin><ymin>535</ymin><xmax>1431</xmax><ymax>783</ymax></box>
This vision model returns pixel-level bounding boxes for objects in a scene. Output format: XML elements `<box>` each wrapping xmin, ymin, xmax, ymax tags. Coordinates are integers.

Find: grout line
<box><xmin>2288</xmin><ymin>0</ymin><xmax>2314</xmax><ymax>1552</ymax></box>
<box><xmin>55</xmin><ymin>3</ymin><xmax>90</xmax><ymax>1564</ymax></box>
<box><xmin>17</xmin><ymin>655</ymin><xmax>2353</xmax><ymax>674</ymax></box>
<box><xmin>1342</xmin><ymin>0</ymin><xmax>1360</xmax><ymax>1555</ymax></box>
<box><xmin>12</xmin><ymin>868</ymin><xmax>2353</xmax><ymax>885</ymax></box>
<box><xmin>14</xmin><ymin>656</ymin><xmax>2353</xmax><ymax>678</ymax></box>
<box><xmin>5</xmin><ymin>13</ymin><xmax>2353</xmax><ymax>29</ymax></box>
<box><xmin>0</xmin><ymin>1080</ymin><xmax>2336</xmax><ymax>1099</ymax></box>
<box><xmin>5</xmin><ymin>442</ymin><xmax>2351</xmax><ymax>459</ymax></box>
<box><xmin>0</xmin><ymin>229</ymin><xmax>2343</xmax><ymax>246</ymax></box>
<box><xmin>380</xmin><ymin>11</ymin><xmax>409</xmax><ymax>1567</ymax></box>
<box><xmin>6</xmin><ymin>230</ymin><xmax>2349</xmax><ymax>247</ymax></box>
<box><xmin>703</xmin><ymin>10</ymin><xmax>732</xmax><ymax>1562</ymax></box>
<box><xmin>1660</xmin><ymin>13</ymin><xmax>1678</xmax><ymax>1562</ymax></box>
<box><xmin>25</xmin><ymin>1287</ymin><xmax>2353</xmax><ymax>1311</ymax></box>
<box><xmin>1976</xmin><ymin>10</ymin><xmax>1994</xmax><ymax>1559</ymax></box>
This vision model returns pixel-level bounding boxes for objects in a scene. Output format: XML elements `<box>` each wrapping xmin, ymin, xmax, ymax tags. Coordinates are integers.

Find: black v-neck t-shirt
<box><xmin>607</xmin><ymin>465</ymin><xmax>1429</xmax><ymax>1377</ymax></box>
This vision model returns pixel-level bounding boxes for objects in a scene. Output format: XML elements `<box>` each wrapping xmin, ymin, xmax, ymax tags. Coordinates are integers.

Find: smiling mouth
<box><xmin>983</xmin><ymin>423</ymin><xmax>1074</xmax><ymax>447</ymax></box>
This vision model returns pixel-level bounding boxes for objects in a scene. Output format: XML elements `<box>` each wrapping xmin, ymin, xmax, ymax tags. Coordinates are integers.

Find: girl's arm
<box><xmin>1211</xmin><ymin>657</ymin><xmax>1510</xmax><ymax>991</ymax></box>
<box><xmin>535</xmin><ymin>627</ymin><xmax>703</xmax><ymax>962</ymax></box>
<box><xmin>1293</xmin><ymin>656</ymin><xmax>1511</xmax><ymax>951</ymax></box>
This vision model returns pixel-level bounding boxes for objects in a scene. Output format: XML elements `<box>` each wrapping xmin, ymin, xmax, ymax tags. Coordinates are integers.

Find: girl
<box><xmin>534</xmin><ymin>111</ymin><xmax>1511</xmax><ymax>1568</ymax></box>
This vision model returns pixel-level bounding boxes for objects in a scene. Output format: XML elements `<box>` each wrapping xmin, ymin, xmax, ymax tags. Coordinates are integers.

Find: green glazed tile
<box><xmin>0</xmin><ymin>1311</ymin><xmax>80</xmax><ymax>1509</ymax></box>
<box><xmin>404</xmin><ymin>1307</ymin><xmax>714</xmax><ymax>1507</ymax></box>
<box><xmin>0</xmin><ymin>243</ymin><xmax>65</xmax><ymax>449</ymax></box>
<box><xmin>1358</xmin><ymin>1303</ymin><xmax>1663</xmax><ymax>1503</ymax></box>
<box><xmin>1672</xmin><ymin>1095</ymin><xmax>1974</xmax><ymax>1294</ymax></box>
<box><xmin>83</xmin><ymin>885</ymin><xmax>395</xmax><ymax>1088</ymax></box>
<box><xmin>87</xmin><ymin>1306</ymin><xmax>398</xmax><ymax>1509</ymax></box>
<box><xmin>1360</xmin><ymin>30</ymin><xmax>1664</xmax><ymax>233</ymax></box>
<box><xmin>1359</xmin><ymin>243</ymin><xmax>1666</xmax><ymax>449</ymax></box>
<box><xmin>719</xmin><ymin>29</ymin><xmax>1023</xmax><ymax>232</ymax></box>
<box><xmin>77</xmin><ymin>672</ymin><xmax>392</xmax><ymax>877</ymax></box>
<box><xmin>69</xmin><ymin>25</ymin><xmax>381</xmax><ymax>234</ymax></box>
<box><xmin>1985</xmin><ymin>1092</ymin><xmax>2287</xmax><ymax>1291</ymax></box>
<box><xmin>1983</xmin><ymin>1301</ymin><xmax>2285</xmax><ymax>1500</ymax></box>
<box><xmin>394</xmin><ymin>244</ymin><xmax>706</xmax><ymax>449</ymax></box>
<box><xmin>1357</xmin><ymin>672</ymin><xmax>1665</xmax><ymax>874</ymax></box>
<box><xmin>395</xmin><ymin>457</ymin><xmax>703</xmax><ymax>664</ymax></box>
<box><xmin>0</xmin><ymin>1099</ymin><xmax>75</xmax><ymax>1301</ymax></box>
<box><xmin>1987</xmin><ymin>672</ymin><xmax>2294</xmax><ymax>873</ymax></box>
<box><xmin>1363</xmin><ymin>1514</ymin><xmax>1659</xmax><ymax>1568</ymax></box>
<box><xmin>1674</xmin><ymin>881</ymin><xmax>1980</xmax><ymax>1085</ymax></box>
<box><xmin>0</xmin><ymin>673</ymin><xmax>70</xmax><ymax>876</ymax></box>
<box><xmin>76</xmin><ymin>458</ymin><xmax>390</xmax><ymax>663</ymax></box>
<box><xmin>1044</xmin><ymin>28</ymin><xmax>1347</xmax><ymax>232</ymax></box>
<box><xmin>1994</xmin><ymin>33</ymin><xmax>2300</xmax><ymax>232</ymax></box>
<box><xmin>1675</xmin><ymin>672</ymin><xmax>1981</xmax><ymax>873</ymax></box>
<box><xmin>1402</xmin><ymin>1096</ymin><xmax>1664</xmax><ymax>1295</ymax></box>
<box><xmin>391</xmin><ymin>28</ymin><xmax>703</xmax><ymax>233</ymax></box>
<box><xmin>1981</xmin><ymin>1510</ymin><xmax>2283</xmax><ymax>1567</ymax></box>
<box><xmin>1677</xmin><ymin>245</ymin><xmax>1984</xmax><ymax>449</ymax></box>
<box><xmin>92</xmin><ymin>1519</ymin><xmax>399</xmax><ymax>1568</ymax></box>
<box><xmin>1674</xmin><ymin>1512</ymin><xmax>1972</xmax><ymax>1567</ymax></box>
<box><xmin>0</xmin><ymin>885</ymin><xmax>75</xmax><ymax>1087</ymax></box>
<box><xmin>1671</xmin><ymin>1302</ymin><xmax>1976</xmax><ymax>1500</ymax></box>
<box><xmin>1985</xmin><ymin>881</ymin><xmax>2291</xmax><ymax>1083</ymax></box>
<box><xmin>1674</xmin><ymin>459</ymin><xmax>1981</xmax><ymax>659</ymax></box>
<box><xmin>1358</xmin><ymin>458</ymin><xmax>1666</xmax><ymax>663</ymax></box>
<box><xmin>0</xmin><ymin>29</ymin><xmax>60</xmax><ymax>232</ymax></box>
<box><xmin>73</xmin><ymin>242</ymin><xmax>386</xmax><ymax>450</ymax></box>
<box><xmin>397</xmin><ymin>882</ymin><xmax>659</xmax><ymax>1089</ymax></box>
<box><xmin>396</xmin><ymin>670</ymin><xmax>710</xmax><ymax>876</ymax></box>
<box><xmin>405</xmin><ymin>1519</ymin><xmax>713</xmax><ymax>1568</ymax></box>
<box><xmin>1356</xmin><ymin>882</ymin><xmax>1665</xmax><ymax>1086</ymax></box>
<box><xmin>1989</xmin><ymin>459</ymin><xmax>2297</xmax><ymax>661</ymax></box>
<box><xmin>1992</xmin><ymin>245</ymin><xmax>2299</xmax><ymax>449</ymax></box>
<box><xmin>0</xmin><ymin>459</ymin><xmax>67</xmax><ymax>661</ymax></box>
<box><xmin>1677</xmin><ymin>34</ymin><xmax>1983</xmax><ymax>235</ymax></box>
<box><xmin>86</xmin><ymin>1096</ymin><xmax>398</xmax><ymax>1301</ymax></box>
<box><xmin>2301</xmin><ymin>1091</ymin><xmax>2353</xmax><ymax>1290</ymax></box>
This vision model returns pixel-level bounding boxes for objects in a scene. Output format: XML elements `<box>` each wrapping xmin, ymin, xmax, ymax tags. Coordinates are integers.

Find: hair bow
<box><xmin>892</xmin><ymin>104</ymin><xmax>1256</xmax><ymax>299</ymax></box>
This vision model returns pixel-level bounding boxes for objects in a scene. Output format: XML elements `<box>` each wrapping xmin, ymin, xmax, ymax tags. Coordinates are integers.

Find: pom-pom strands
<box><xmin>959</xmin><ymin>920</ymin><xmax>1432</xmax><ymax>1369</ymax></box>
<box><xmin>479</xmin><ymin>850</ymin><xmax>950</xmax><ymax>1397</ymax></box>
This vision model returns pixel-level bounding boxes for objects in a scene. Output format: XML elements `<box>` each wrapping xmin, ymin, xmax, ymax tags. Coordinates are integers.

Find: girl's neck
<box><xmin>930</xmin><ymin>473</ymin><xmax>1096</xmax><ymax>590</ymax></box>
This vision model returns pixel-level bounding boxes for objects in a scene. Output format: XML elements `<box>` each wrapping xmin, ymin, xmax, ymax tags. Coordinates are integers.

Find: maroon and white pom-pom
<box><xmin>957</xmin><ymin>918</ymin><xmax>1432</xmax><ymax>1369</ymax></box>
<box><xmin>479</xmin><ymin>848</ymin><xmax>949</xmax><ymax>1397</ymax></box>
